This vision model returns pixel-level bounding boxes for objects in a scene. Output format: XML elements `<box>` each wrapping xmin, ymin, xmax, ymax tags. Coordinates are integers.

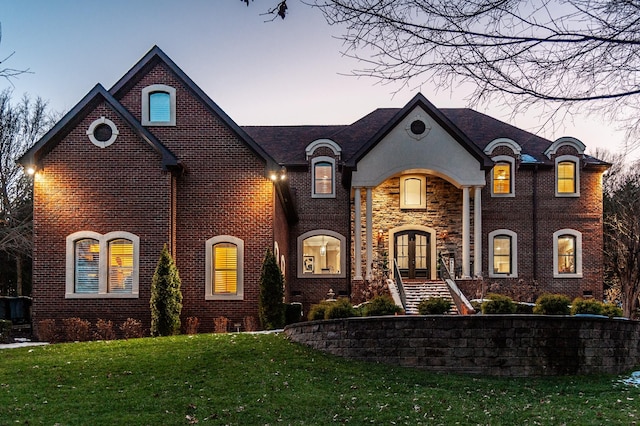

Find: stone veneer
<box><xmin>284</xmin><ymin>316</ymin><xmax>640</xmax><ymax>376</ymax></box>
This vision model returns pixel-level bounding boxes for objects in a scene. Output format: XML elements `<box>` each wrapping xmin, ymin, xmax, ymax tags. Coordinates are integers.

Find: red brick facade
<box><xmin>20</xmin><ymin>47</ymin><xmax>608</xmax><ymax>336</ymax></box>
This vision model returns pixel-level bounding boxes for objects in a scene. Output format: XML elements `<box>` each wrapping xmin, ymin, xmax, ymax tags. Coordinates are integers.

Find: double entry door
<box><xmin>394</xmin><ymin>230</ymin><xmax>430</xmax><ymax>279</ymax></box>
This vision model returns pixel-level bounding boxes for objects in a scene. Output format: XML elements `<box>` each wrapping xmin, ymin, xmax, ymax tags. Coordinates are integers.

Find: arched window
<box><xmin>66</xmin><ymin>231</ymin><xmax>139</xmax><ymax>298</ymax></box>
<box><xmin>491</xmin><ymin>156</ymin><xmax>515</xmax><ymax>197</ymax></box>
<box><xmin>297</xmin><ymin>230</ymin><xmax>346</xmax><ymax>278</ymax></box>
<box><xmin>400</xmin><ymin>175</ymin><xmax>426</xmax><ymax>209</ymax></box>
<box><xmin>555</xmin><ymin>156</ymin><xmax>580</xmax><ymax>197</ymax></box>
<box><xmin>553</xmin><ymin>229</ymin><xmax>582</xmax><ymax>277</ymax></box>
<box><xmin>488</xmin><ymin>229</ymin><xmax>518</xmax><ymax>277</ymax></box>
<box><xmin>141</xmin><ymin>84</ymin><xmax>176</xmax><ymax>126</ymax></box>
<box><xmin>312</xmin><ymin>156</ymin><xmax>335</xmax><ymax>198</ymax></box>
<box><xmin>206</xmin><ymin>236</ymin><xmax>244</xmax><ymax>300</ymax></box>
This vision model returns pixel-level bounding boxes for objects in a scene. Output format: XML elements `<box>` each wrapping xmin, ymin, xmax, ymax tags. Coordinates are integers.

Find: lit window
<box><xmin>488</xmin><ymin>229</ymin><xmax>518</xmax><ymax>277</ymax></box>
<box><xmin>312</xmin><ymin>156</ymin><xmax>336</xmax><ymax>198</ymax></box>
<box><xmin>213</xmin><ymin>243</ymin><xmax>238</xmax><ymax>294</ymax></box>
<box><xmin>74</xmin><ymin>238</ymin><xmax>100</xmax><ymax>293</ymax></box>
<box><xmin>493</xmin><ymin>163</ymin><xmax>511</xmax><ymax>194</ymax></box>
<box><xmin>108</xmin><ymin>239</ymin><xmax>134</xmax><ymax>293</ymax></box>
<box><xmin>400</xmin><ymin>175</ymin><xmax>426</xmax><ymax>209</ymax></box>
<box><xmin>205</xmin><ymin>236</ymin><xmax>244</xmax><ymax>300</ymax></box>
<box><xmin>553</xmin><ymin>229</ymin><xmax>582</xmax><ymax>277</ymax></box>
<box><xmin>149</xmin><ymin>92</ymin><xmax>171</xmax><ymax>122</ymax></box>
<box><xmin>66</xmin><ymin>231</ymin><xmax>139</xmax><ymax>298</ymax></box>
<box><xmin>555</xmin><ymin>156</ymin><xmax>580</xmax><ymax>197</ymax></box>
<box><xmin>141</xmin><ymin>84</ymin><xmax>176</xmax><ymax>126</ymax></box>
<box><xmin>297</xmin><ymin>230</ymin><xmax>346</xmax><ymax>278</ymax></box>
<box><xmin>493</xmin><ymin>235</ymin><xmax>511</xmax><ymax>274</ymax></box>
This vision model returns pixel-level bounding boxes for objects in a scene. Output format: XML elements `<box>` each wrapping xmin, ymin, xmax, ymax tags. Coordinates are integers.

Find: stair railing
<box><xmin>439</xmin><ymin>253</ymin><xmax>476</xmax><ymax>315</ymax></box>
<box><xmin>392</xmin><ymin>259</ymin><xmax>408</xmax><ymax>309</ymax></box>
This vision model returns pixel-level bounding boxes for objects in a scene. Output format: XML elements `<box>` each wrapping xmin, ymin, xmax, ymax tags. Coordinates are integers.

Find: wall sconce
<box><xmin>270</xmin><ymin>166</ymin><xmax>287</xmax><ymax>182</ymax></box>
<box><xmin>377</xmin><ymin>229</ymin><xmax>384</xmax><ymax>245</ymax></box>
<box><xmin>25</xmin><ymin>165</ymin><xmax>36</xmax><ymax>176</ymax></box>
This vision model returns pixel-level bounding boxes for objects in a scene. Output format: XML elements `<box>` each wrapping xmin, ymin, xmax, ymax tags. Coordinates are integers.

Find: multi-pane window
<box><xmin>149</xmin><ymin>92</ymin><xmax>171</xmax><ymax>122</ymax></box>
<box><xmin>557</xmin><ymin>235</ymin><xmax>576</xmax><ymax>274</ymax></box>
<box><xmin>314</xmin><ymin>162</ymin><xmax>333</xmax><ymax>195</ymax></box>
<box><xmin>66</xmin><ymin>231</ymin><xmax>139</xmax><ymax>298</ymax></box>
<box><xmin>557</xmin><ymin>161</ymin><xmax>576</xmax><ymax>194</ymax></box>
<box><xmin>493</xmin><ymin>163</ymin><xmax>511</xmax><ymax>194</ymax></box>
<box><xmin>492</xmin><ymin>235</ymin><xmax>512</xmax><ymax>274</ymax></box>
<box><xmin>213</xmin><ymin>242</ymin><xmax>238</xmax><ymax>294</ymax></box>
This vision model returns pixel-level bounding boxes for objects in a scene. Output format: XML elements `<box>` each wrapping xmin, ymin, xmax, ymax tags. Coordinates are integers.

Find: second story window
<box><xmin>312</xmin><ymin>157</ymin><xmax>336</xmax><ymax>198</ymax></box>
<box><xmin>555</xmin><ymin>155</ymin><xmax>580</xmax><ymax>197</ymax></box>
<box><xmin>141</xmin><ymin>84</ymin><xmax>176</xmax><ymax>126</ymax></box>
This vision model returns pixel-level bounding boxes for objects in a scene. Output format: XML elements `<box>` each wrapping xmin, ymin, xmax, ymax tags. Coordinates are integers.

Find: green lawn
<box><xmin>1</xmin><ymin>332</ymin><xmax>638</xmax><ymax>425</ymax></box>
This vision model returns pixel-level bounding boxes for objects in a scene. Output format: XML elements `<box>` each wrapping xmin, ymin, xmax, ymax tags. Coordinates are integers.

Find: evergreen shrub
<box><xmin>417</xmin><ymin>297</ymin><xmax>451</xmax><ymax>315</ymax></box>
<box><xmin>258</xmin><ymin>249</ymin><xmax>285</xmax><ymax>330</ymax></box>
<box><xmin>325</xmin><ymin>298</ymin><xmax>357</xmax><ymax>319</ymax></box>
<box><xmin>533</xmin><ymin>294</ymin><xmax>571</xmax><ymax>315</ymax></box>
<box><xmin>571</xmin><ymin>298</ymin><xmax>604</xmax><ymax>316</ymax></box>
<box><xmin>481</xmin><ymin>293</ymin><xmax>516</xmax><ymax>314</ymax></box>
<box><xmin>150</xmin><ymin>244</ymin><xmax>183</xmax><ymax>336</ymax></box>
<box><xmin>363</xmin><ymin>295</ymin><xmax>403</xmax><ymax>316</ymax></box>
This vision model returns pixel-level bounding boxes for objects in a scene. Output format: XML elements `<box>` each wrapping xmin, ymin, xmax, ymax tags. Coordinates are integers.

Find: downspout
<box><xmin>532</xmin><ymin>165</ymin><xmax>538</xmax><ymax>281</ymax></box>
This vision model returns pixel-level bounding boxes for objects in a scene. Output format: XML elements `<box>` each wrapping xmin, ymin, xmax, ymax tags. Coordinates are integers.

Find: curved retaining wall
<box><xmin>284</xmin><ymin>315</ymin><xmax>640</xmax><ymax>376</ymax></box>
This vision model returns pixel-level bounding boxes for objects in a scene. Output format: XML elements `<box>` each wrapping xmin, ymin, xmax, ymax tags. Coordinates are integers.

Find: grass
<box><xmin>1</xmin><ymin>333</ymin><xmax>638</xmax><ymax>425</ymax></box>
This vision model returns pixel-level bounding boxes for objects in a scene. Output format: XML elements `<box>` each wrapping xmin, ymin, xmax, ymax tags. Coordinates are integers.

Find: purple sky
<box><xmin>2</xmin><ymin>0</ymin><xmax>631</xmax><ymax>158</ymax></box>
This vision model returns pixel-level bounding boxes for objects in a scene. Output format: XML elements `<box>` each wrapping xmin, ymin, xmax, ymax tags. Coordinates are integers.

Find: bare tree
<box><xmin>0</xmin><ymin>90</ymin><xmax>51</xmax><ymax>295</ymax></box>
<box><xmin>0</xmin><ymin>22</ymin><xmax>30</xmax><ymax>84</ymax></box>
<box><xmin>597</xmin><ymin>149</ymin><xmax>640</xmax><ymax>318</ymax></box>
<box><xmin>309</xmin><ymin>0</ymin><xmax>640</xmax><ymax>143</ymax></box>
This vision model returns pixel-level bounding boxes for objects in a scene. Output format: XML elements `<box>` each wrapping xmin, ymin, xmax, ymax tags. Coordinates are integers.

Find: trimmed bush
<box><xmin>481</xmin><ymin>293</ymin><xmax>516</xmax><ymax>314</ymax></box>
<box><xmin>120</xmin><ymin>318</ymin><xmax>143</xmax><ymax>339</ymax></box>
<box><xmin>515</xmin><ymin>303</ymin><xmax>535</xmax><ymax>314</ymax></box>
<box><xmin>37</xmin><ymin>319</ymin><xmax>57</xmax><ymax>342</ymax></box>
<box><xmin>533</xmin><ymin>293</ymin><xmax>571</xmax><ymax>315</ymax></box>
<box><xmin>417</xmin><ymin>297</ymin><xmax>451</xmax><ymax>315</ymax></box>
<box><xmin>0</xmin><ymin>319</ymin><xmax>11</xmax><ymax>343</ymax></box>
<box><xmin>325</xmin><ymin>298</ymin><xmax>357</xmax><ymax>319</ymax></box>
<box><xmin>62</xmin><ymin>317</ymin><xmax>91</xmax><ymax>342</ymax></box>
<box><xmin>185</xmin><ymin>317</ymin><xmax>200</xmax><ymax>335</ymax></box>
<box><xmin>571</xmin><ymin>298</ymin><xmax>604</xmax><ymax>316</ymax></box>
<box><xmin>363</xmin><ymin>295</ymin><xmax>403</xmax><ymax>316</ymax></box>
<box><xmin>94</xmin><ymin>319</ymin><xmax>116</xmax><ymax>341</ymax></box>
<box><xmin>601</xmin><ymin>303</ymin><xmax>624</xmax><ymax>318</ymax></box>
<box><xmin>259</xmin><ymin>249</ymin><xmax>285</xmax><ymax>330</ymax></box>
<box><xmin>150</xmin><ymin>244</ymin><xmax>183</xmax><ymax>337</ymax></box>
<box><xmin>308</xmin><ymin>301</ymin><xmax>334</xmax><ymax>321</ymax></box>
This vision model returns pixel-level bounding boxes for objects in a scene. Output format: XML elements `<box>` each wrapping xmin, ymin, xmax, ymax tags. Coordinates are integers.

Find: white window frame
<box><xmin>86</xmin><ymin>116</ymin><xmax>119</xmax><ymax>148</ymax></box>
<box><xmin>555</xmin><ymin>155</ymin><xmax>580</xmax><ymax>197</ymax></box>
<box><xmin>311</xmin><ymin>156</ymin><xmax>336</xmax><ymax>198</ymax></box>
<box><xmin>490</xmin><ymin>156</ymin><xmax>515</xmax><ymax>197</ymax></box>
<box><xmin>488</xmin><ymin>229</ymin><xmax>518</xmax><ymax>278</ymax></box>
<box><xmin>141</xmin><ymin>84</ymin><xmax>176</xmax><ymax>126</ymax></box>
<box><xmin>205</xmin><ymin>235</ymin><xmax>244</xmax><ymax>300</ymax></box>
<box><xmin>65</xmin><ymin>231</ymin><xmax>140</xmax><ymax>299</ymax></box>
<box><xmin>553</xmin><ymin>229</ymin><xmax>583</xmax><ymax>278</ymax></box>
<box><xmin>400</xmin><ymin>175</ymin><xmax>427</xmax><ymax>209</ymax></box>
<box><xmin>297</xmin><ymin>230</ymin><xmax>346</xmax><ymax>278</ymax></box>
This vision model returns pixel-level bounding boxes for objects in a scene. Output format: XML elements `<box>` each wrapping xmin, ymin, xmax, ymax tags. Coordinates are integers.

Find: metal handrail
<box><xmin>393</xmin><ymin>259</ymin><xmax>407</xmax><ymax>309</ymax></box>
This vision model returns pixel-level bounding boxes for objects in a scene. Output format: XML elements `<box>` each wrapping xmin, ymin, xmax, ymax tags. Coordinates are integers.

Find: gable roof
<box><xmin>18</xmin><ymin>84</ymin><xmax>181</xmax><ymax>171</ymax></box>
<box><xmin>110</xmin><ymin>46</ymin><xmax>278</xmax><ymax>170</ymax></box>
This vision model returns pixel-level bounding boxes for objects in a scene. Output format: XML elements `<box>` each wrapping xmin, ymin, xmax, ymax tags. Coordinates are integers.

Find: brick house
<box><xmin>19</xmin><ymin>47</ymin><xmax>609</xmax><ymax>334</ymax></box>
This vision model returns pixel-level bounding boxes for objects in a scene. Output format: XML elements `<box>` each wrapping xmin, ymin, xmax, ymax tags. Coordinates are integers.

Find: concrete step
<box><xmin>402</xmin><ymin>281</ymin><xmax>458</xmax><ymax>315</ymax></box>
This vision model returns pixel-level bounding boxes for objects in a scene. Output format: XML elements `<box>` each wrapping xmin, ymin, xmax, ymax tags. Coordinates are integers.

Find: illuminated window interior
<box><xmin>314</xmin><ymin>162</ymin><xmax>333</xmax><ymax>195</ymax></box>
<box><xmin>493</xmin><ymin>235</ymin><xmax>512</xmax><ymax>274</ymax></box>
<box><xmin>493</xmin><ymin>163</ymin><xmax>511</xmax><ymax>194</ymax></box>
<box><xmin>557</xmin><ymin>161</ymin><xmax>576</xmax><ymax>193</ymax></box>
<box><xmin>75</xmin><ymin>238</ymin><xmax>100</xmax><ymax>293</ymax></box>
<box><xmin>557</xmin><ymin>235</ymin><xmax>576</xmax><ymax>274</ymax></box>
<box><xmin>108</xmin><ymin>239</ymin><xmax>134</xmax><ymax>293</ymax></box>
<box><xmin>302</xmin><ymin>235</ymin><xmax>340</xmax><ymax>274</ymax></box>
<box><xmin>213</xmin><ymin>243</ymin><xmax>238</xmax><ymax>294</ymax></box>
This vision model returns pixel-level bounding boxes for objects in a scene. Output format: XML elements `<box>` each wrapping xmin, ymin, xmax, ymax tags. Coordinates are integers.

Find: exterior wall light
<box><xmin>26</xmin><ymin>166</ymin><xmax>36</xmax><ymax>176</ymax></box>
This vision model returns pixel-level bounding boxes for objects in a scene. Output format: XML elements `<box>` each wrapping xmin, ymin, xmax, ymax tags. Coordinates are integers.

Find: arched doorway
<box><xmin>394</xmin><ymin>230</ymin><xmax>430</xmax><ymax>279</ymax></box>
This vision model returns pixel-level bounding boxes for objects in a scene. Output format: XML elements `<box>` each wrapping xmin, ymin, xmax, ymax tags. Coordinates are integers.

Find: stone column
<box><xmin>462</xmin><ymin>186</ymin><xmax>470</xmax><ymax>278</ymax></box>
<box><xmin>365</xmin><ymin>187</ymin><xmax>373</xmax><ymax>281</ymax></box>
<box><xmin>353</xmin><ymin>187</ymin><xmax>363</xmax><ymax>281</ymax></box>
<box><xmin>474</xmin><ymin>186</ymin><xmax>482</xmax><ymax>277</ymax></box>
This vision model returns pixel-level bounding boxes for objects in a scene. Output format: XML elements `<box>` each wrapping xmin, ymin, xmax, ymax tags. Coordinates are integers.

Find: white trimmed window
<box><xmin>66</xmin><ymin>231</ymin><xmax>139</xmax><ymax>298</ymax></box>
<box><xmin>400</xmin><ymin>175</ymin><xmax>426</xmax><ymax>209</ymax></box>
<box><xmin>141</xmin><ymin>84</ymin><xmax>176</xmax><ymax>126</ymax></box>
<box><xmin>553</xmin><ymin>229</ymin><xmax>582</xmax><ymax>278</ymax></box>
<box><xmin>488</xmin><ymin>229</ymin><xmax>518</xmax><ymax>277</ymax></box>
<box><xmin>555</xmin><ymin>155</ymin><xmax>580</xmax><ymax>197</ymax></box>
<box><xmin>491</xmin><ymin>156</ymin><xmax>515</xmax><ymax>197</ymax></box>
<box><xmin>297</xmin><ymin>230</ymin><xmax>346</xmax><ymax>278</ymax></box>
<box><xmin>205</xmin><ymin>236</ymin><xmax>244</xmax><ymax>300</ymax></box>
<box><xmin>312</xmin><ymin>156</ymin><xmax>335</xmax><ymax>198</ymax></box>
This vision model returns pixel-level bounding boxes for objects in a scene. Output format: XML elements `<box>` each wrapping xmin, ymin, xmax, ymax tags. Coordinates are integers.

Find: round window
<box><xmin>410</xmin><ymin>119</ymin><xmax>426</xmax><ymax>135</ymax></box>
<box><xmin>86</xmin><ymin>117</ymin><xmax>119</xmax><ymax>148</ymax></box>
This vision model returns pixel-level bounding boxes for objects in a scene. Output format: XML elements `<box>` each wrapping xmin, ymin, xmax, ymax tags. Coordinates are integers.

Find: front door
<box><xmin>394</xmin><ymin>230</ymin><xmax>430</xmax><ymax>279</ymax></box>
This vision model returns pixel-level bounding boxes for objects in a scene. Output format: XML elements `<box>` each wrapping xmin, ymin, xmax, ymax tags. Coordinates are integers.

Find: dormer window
<box><xmin>311</xmin><ymin>156</ymin><xmax>336</xmax><ymax>198</ymax></box>
<box><xmin>141</xmin><ymin>84</ymin><xmax>176</xmax><ymax>126</ymax></box>
<box><xmin>490</xmin><ymin>156</ymin><xmax>515</xmax><ymax>197</ymax></box>
<box><xmin>555</xmin><ymin>155</ymin><xmax>580</xmax><ymax>197</ymax></box>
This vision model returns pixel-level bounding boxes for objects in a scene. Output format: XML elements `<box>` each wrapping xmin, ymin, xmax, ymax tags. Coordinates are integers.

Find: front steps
<box><xmin>402</xmin><ymin>280</ymin><xmax>458</xmax><ymax>315</ymax></box>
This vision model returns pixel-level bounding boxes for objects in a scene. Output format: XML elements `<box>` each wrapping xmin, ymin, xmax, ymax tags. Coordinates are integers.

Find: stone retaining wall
<box><xmin>284</xmin><ymin>315</ymin><xmax>640</xmax><ymax>376</ymax></box>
